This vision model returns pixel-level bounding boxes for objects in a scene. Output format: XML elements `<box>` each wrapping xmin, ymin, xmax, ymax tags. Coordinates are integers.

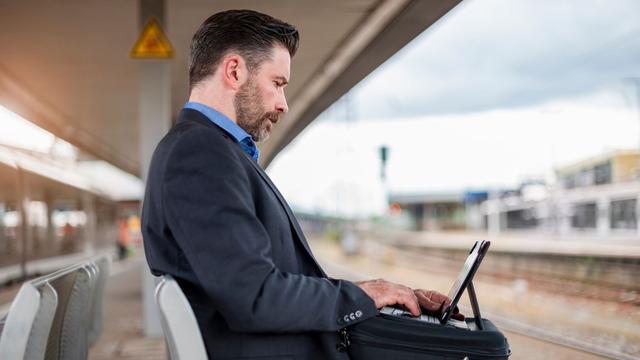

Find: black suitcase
<box><xmin>342</xmin><ymin>241</ymin><xmax>511</xmax><ymax>359</ymax></box>
<box><xmin>342</xmin><ymin>313</ymin><xmax>511</xmax><ymax>359</ymax></box>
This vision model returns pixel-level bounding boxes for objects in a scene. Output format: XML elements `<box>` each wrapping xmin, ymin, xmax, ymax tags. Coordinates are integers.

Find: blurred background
<box><xmin>0</xmin><ymin>0</ymin><xmax>638</xmax><ymax>359</ymax></box>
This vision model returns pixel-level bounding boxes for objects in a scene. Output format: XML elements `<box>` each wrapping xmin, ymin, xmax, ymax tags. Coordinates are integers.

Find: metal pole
<box><xmin>138</xmin><ymin>0</ymin><xmax>172</xmax><ymax>338</ymax></box>
<box><xmin>633</xmin><ymin>79</ymin><xmax>640</xmax><ymax>236</ymax></box>
<box><xmin>379</xmin><ymin>145</ymin><xmax>389</xmax><ymax>208</ymax></box>
<box><xmin>16</xmin><ymin>167</ymin><xmax>28</xmax><ymax>281</ymax></box>
<box><xmin>623</xmin><ymin>78</ymin><xmax>640</xmax><ymax>178</ymax></box>
<box><xmin>635</xmin><ymin>80</ymin><xmax>640</xmax><ymax>178</ymax></box>
<box><xmin>81</xmin><ymin>192</ymin><xmax>97</xmax><ymax>255</ymax></box>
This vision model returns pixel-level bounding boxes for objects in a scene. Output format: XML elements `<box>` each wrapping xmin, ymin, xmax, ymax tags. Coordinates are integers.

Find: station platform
<box><xmin>77</xmin><ymin>236</ymin><xmax>635</xmax><ymax>359</ymax></box>
<box><xmin>89</xmin><ymin>257</ymin><xmax>166</xmax><ymax>360</ymax></box>
<box><xmin>388</xmin><ymin>230</ymin><xmax>640</xmax><ymax>258</ymax></box>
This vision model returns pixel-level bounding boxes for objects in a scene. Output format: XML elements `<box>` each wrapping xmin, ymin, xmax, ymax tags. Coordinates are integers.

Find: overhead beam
<box><xmin>0</xmin><ymin>64</ymin><xmax>140</xmax><ymax>175</ymax></box>
<box><xmin>261</xmin><ymin>0</ymin><xmax>463</xmax><ymax>167</ymax></box>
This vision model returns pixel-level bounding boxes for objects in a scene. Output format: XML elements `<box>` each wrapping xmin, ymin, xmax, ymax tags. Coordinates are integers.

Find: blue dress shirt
<box><xmin>184</xmin><ymin>102</ymin><xmax>260</xmax><ymax>162</ymax></box>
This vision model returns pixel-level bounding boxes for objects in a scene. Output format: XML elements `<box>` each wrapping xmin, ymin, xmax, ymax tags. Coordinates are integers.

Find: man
<box><xmin>142</xmin><ymin>9</ymin><xmax>454</xmax><ymax>359</ymax></box>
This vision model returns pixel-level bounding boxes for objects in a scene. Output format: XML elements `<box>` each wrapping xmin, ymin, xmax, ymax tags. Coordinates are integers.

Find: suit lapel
<box><xmin>242</xmin><ymin>153</ymin><xmax>327</xmax><ymax>277</ymax></box>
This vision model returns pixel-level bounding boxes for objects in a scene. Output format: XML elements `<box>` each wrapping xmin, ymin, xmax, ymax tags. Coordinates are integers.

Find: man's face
<box><xmin>234</xmin><ymin>45</ymin><xmax>290</xmax><ymax>143</ymax></box>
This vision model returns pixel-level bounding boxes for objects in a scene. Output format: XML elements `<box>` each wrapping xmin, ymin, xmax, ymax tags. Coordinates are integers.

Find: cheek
<box><xmin>265</xmin><ymin>86</ymin><xmax>279</xmax><ymax>98</ymax></box>
<box><xmin>263</xmin><ymin>89</ymin><xmax>279</xmax><ymax>105</ymax></box>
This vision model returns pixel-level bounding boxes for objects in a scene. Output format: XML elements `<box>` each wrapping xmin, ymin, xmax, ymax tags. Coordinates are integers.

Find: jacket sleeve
<box><xmin>163</xmin><ymin>129</ymin><xmax>377</xmax><ymax>333</ymax></box>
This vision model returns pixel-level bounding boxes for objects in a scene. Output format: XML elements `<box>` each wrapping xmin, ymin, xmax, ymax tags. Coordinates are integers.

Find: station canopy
<box><xmin>0</xmin><ymin>0</ymin><xmax>460</xmax><ymax>176</ymax></box>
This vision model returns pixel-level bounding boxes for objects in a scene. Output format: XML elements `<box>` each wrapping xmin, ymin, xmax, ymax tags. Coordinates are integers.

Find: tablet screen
<box><xmin>446</xmin><ymin>242</ymin><xmax>481</xmax><ymax>300</ymax></box>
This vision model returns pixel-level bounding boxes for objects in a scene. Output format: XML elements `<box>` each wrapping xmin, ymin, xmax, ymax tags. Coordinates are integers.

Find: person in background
<box><xmin>117</xmin><ymin>217</ymin><xmax>129</xmax><ymax>260</ymax></box>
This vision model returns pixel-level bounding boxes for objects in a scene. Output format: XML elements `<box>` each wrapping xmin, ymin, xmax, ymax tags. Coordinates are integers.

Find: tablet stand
<box><xmin>467</xmin><ymin>281</ymin><xmax>484</xmax><ymax>330</ymax></box>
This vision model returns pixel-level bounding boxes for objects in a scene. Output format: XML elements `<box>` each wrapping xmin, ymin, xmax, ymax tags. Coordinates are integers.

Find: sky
<box><xmin>267</xmin><ymin>0</ymin><xmax>640</xmax><ymax>217</ymax></box>
<box><xmin>351</xmin><ymin>0</ymin><xmax>640</xmax><ymax>118</ymax></box>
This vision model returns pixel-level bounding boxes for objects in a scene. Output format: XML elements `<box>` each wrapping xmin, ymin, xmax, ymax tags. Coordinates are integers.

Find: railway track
<box><xmin>389</xmin><ymin>242</ymin><xmax>638</xmax><ymax>305</ymax></box>
<box><xmin>315</xmin><ymin>240</ymin><xmax>640</xmax><ymax>360</ymax></box>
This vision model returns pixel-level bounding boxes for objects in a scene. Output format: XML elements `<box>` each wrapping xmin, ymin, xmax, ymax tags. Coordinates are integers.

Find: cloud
<box><xmin>350</xmin><ymin>0</ymin><xmax>640</xmax><ymax>119</ymax></box>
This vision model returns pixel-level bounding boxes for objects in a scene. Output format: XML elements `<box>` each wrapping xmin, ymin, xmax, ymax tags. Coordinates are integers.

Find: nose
<box><xmin>276</xmin><ymin>93</ymin><xmax>288</xmax><ymax>114</ymax></box>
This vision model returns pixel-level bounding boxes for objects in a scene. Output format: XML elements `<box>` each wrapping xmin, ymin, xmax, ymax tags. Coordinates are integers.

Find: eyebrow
<box><xmin>274</xmin><ymin>76</ymin><xmax>289</xmax><ymax>85</ymax></box>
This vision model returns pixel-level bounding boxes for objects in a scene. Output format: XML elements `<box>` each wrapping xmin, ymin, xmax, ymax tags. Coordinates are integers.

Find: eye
<box><xmin>274</xmin><ymin>79</ymin><xmax>288</xmax><ymax>89</ymax></box>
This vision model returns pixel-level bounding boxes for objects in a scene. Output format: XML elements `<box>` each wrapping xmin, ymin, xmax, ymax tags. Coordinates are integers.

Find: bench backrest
<box><xmin>0</xmin><ymin>282</ymin><xmax>58</xmax><ymax>359</ymax></box>
<box><xmin>0</xmin><ymin>255</ymin><xmax>110</xmax><ymax>360</ymax></box>
<box><xmin>155</xmin><ymin>275</ymin><xmax>208</xmax><ymax>360</ymax></box>
<box><xmin>88</xmin><ymin>257</ymin><xmax>110</xmax><ymax>345</ymax></box>
<box><xmin>45</xmin><ymin>264</ymin><xmax>94</xmax><ymax>360</ymax></box>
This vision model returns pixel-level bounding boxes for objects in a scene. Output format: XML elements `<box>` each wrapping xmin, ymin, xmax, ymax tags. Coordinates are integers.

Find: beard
<box><xmin>234</xmin><ymin>77</ymin><xmax>281</xmax><ymax>143</ymax></box>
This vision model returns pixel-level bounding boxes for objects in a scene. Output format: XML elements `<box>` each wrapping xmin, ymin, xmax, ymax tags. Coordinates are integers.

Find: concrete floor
<box><xmin>89</xmin><ymin>257</ymin><xmax>166</xmax><ymax>360</ymax></box>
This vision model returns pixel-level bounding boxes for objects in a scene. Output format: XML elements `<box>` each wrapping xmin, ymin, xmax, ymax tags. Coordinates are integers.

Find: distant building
<box><xmin>481</xmin><ymin>149</ymin><xmax>640</xmax><ymax>237</ymax></box>
<box><xmin>389</xmin><ymin>190</ymin><xmax>489</xmax><ymax>231</ymax></box>
<box><xmin>388</xmin><ymin>150</ymin><xmax>640</xmax><ymax>238</ymax></box>
<box><xmin>557</xmin><ymin>149</ymin><xmax>639</xmax><ymax>189</ymax></box>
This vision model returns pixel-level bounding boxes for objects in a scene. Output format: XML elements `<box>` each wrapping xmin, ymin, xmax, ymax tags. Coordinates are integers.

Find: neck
<box><xmin>188</xmin><ymin>83</ymin><xmax>237</xmax><ymax>123</ymax></box>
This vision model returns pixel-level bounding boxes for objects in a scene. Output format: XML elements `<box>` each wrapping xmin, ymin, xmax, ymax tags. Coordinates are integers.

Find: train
<box><xmin>0</xmin><ymin>144</ymin><xmax>131</xmax><ymax>285</ymax></box>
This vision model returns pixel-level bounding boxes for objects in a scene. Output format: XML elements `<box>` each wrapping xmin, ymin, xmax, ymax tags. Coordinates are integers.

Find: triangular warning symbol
<box><xmin>130</xmin><ymin>17</ymin><xmax>174</xmax><ymax>59</ymax></box>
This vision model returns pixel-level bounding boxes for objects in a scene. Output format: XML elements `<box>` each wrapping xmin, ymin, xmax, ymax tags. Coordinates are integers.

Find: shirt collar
<box><xmin>184</xmin><ymin>102</ymin><xmax>260</xmax><ymax>161</ymax></box>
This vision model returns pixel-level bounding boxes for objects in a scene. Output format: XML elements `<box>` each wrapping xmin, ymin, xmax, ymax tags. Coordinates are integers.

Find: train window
<box><xmin>0</xmin><ymin>163</ymin><xmax>20</xmax><ymax>268</ymax></box>
<box><xmin>0</xmin><ymin>202</ymin><xmax>20</xmax><ymax>267</ymax></box>
<box><xmin>52</xmin><ymin>208</ymin><xmax>86</xmax><ymax>256</ymax></box>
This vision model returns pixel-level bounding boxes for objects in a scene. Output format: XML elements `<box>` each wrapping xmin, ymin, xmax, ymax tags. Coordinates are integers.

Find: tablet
<box><xmin>439</xmin><ymin>240</ymin><xmax>490</xmax><ymax>324</ymax></box>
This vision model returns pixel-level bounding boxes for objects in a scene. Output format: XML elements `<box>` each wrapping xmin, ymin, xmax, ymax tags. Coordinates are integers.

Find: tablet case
<box><xmin>342</xmin><ymin>315</ymin><xmax>511</xmax><ymax>359</ymax></box>
<box><xmin>340</xmin><ymin>281</ymin><xmax>511</xmax><ymax>359</ymax></box>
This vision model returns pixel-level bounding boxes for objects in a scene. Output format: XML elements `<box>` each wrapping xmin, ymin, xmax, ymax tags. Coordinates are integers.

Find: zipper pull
<box><xmin>336</xmin><ymin>328</ymin><xmax>351</xmax><ymax>352</ymax></box>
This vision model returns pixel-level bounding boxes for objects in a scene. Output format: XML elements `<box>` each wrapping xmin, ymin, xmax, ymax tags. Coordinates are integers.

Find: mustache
<box><xmin>263</xmin><ymin>112</ymin><xmax>281</xmax><ymax>123</ymax></box>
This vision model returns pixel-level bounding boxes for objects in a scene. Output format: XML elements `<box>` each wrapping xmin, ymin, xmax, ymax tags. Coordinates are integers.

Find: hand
<box><xmin>414</xmin><ymin>289</ymin><xmax>464</xmax><ymax>321</ymax></box>
<box><xmin>355</xmin><ymin>279</ymin><xmax>421</xmax><ymax>316</ymax></box>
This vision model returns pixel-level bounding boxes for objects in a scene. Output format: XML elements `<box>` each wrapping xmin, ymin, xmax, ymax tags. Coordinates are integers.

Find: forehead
<box><xmin>258</xmin><ymin>45</ymin><xmax>291</xmax><ymax>79</ymax></box>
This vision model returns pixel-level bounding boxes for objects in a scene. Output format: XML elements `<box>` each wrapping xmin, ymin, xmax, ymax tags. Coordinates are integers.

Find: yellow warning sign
<box><xmin>130</xmin><ymin>17</ymin><xmax>174</xmax><ymax>59</ymax></box>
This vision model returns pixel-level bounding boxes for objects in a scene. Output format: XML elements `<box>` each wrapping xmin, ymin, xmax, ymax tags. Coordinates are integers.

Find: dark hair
<box><xmin>188</xmin><ymin>9</ymin><xmax>299</xmax><ymax>90</ymax></box>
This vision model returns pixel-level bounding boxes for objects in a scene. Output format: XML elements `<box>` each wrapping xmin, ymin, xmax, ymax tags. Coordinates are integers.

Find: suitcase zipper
<box><xmin>336</xmin><ymin>328</ymin><xmax>351</xmax><ymax>352</ymax></box>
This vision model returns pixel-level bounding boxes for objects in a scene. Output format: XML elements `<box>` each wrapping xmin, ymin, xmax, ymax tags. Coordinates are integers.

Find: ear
<box><xmin>221</xmin><ymin>54</ymin><xmax>248</xmax><ymax>91</ymax></box>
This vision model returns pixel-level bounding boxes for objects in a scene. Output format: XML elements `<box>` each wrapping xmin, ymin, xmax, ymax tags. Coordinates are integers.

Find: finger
<box><xmin>397</xmin><ymin>291</ymin><xmax>421</xmax><ymax>316</ymax></box>
<box><xmin>424</xmin><ymin>290</ymin><xmax>452</xmax><ymax>308</ymax></box>
<box><xmin>452</xmin><ymin>312</ymin><xmax>465</xmax><ymax>321</ymax></box>
<box><xmin>416</xmin><ymin>291</ymin><xmax>441</xmax><ymax>312</ymax></box>
<box><xmin>414</xmin><ymin>289</ymin><xmax>451</xmax><ymax>309</ymax></box>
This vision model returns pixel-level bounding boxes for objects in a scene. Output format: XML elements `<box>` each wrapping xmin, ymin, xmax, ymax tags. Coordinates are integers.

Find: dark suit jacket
<box><xmin>142</xmin><ymin>109</ymin><xmax>377</xmax><ymax>359</ymax></box>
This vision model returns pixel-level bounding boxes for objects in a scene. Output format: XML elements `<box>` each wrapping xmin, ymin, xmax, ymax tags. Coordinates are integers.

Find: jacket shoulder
<box><xmin>146</xmin><ymin>110</ymin><xmax>243</xmax><ymax>178</ymax></box>
<box><xmin>160</xmin><ymin>110</ymin><xmax>237</xmax><ymax>153</ymax></box>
